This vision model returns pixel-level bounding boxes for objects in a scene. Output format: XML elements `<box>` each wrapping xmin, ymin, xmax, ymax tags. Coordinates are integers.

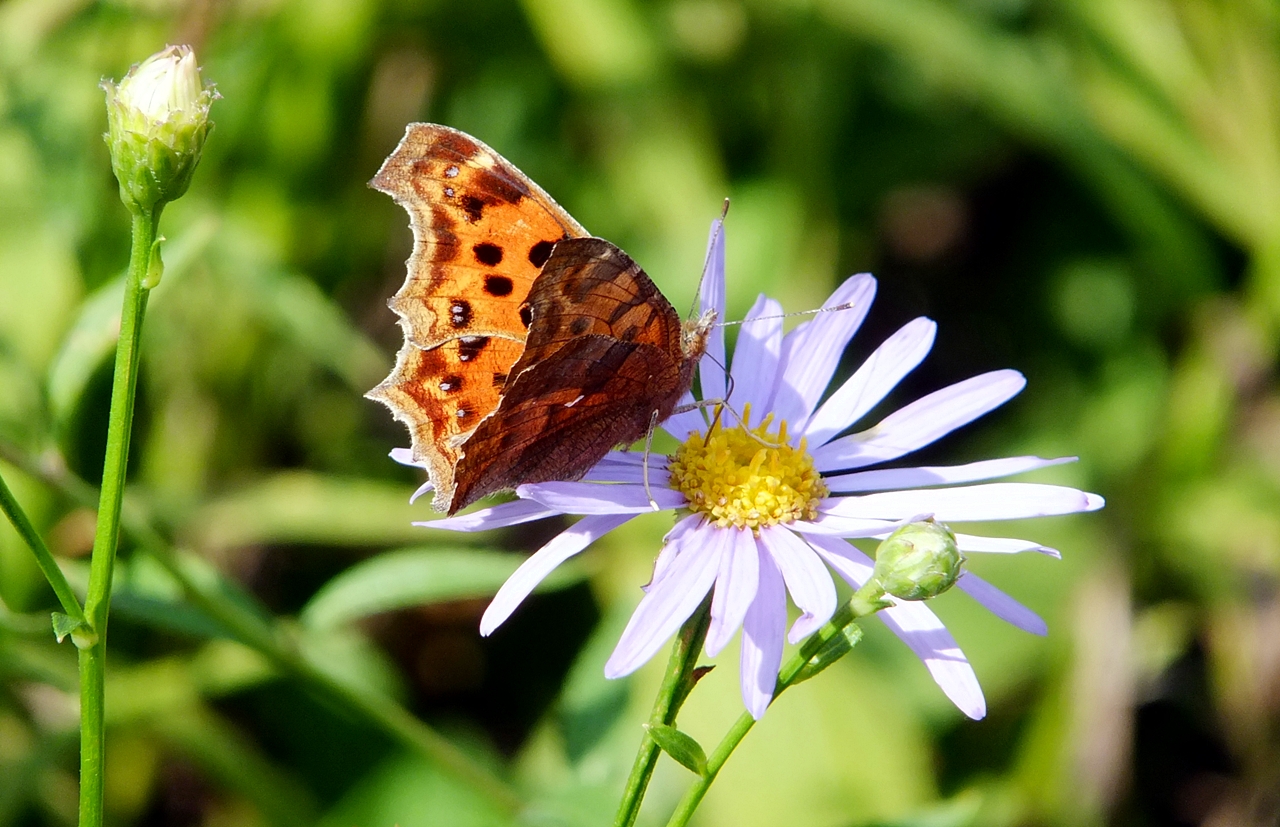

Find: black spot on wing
<box><xmin>473</xmin><ymin>242</ymin><xmax>504</xmax><ymax>266</ymax></box>
<box><xmin>484</xmin><ymin>274</ymin><xmax>514</xmax><ymax>296</ymax></box>
<box><xmin>519</xmin><ymin>304</ymin><xmax>532</xmax><ymax>329</ymax></box>
<box><xmin>569</xmin><ymin>317</ymin><xmax>590</xmax><ymax>336</ymax></box>
<box><xmin>529</xmin><ymin>240</ymin><xmax>555</xmax><ymax>268</ymax></box>
<box><xmin>439</xmin><ymin>374</ymin><xmax>464</xmax><ymax>393</ymax></box>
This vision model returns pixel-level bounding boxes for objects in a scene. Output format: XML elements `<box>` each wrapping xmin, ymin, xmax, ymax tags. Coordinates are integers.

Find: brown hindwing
<box><xmin>449</xmin><ymin>238</ymin><xmax>695</xmax><ymax>511</ymax></box>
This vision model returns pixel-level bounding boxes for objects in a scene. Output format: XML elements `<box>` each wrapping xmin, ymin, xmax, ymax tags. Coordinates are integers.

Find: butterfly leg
<box><xmin>642</xmin><ymin>409</ymin><xmax>662</xmax><ymax>511</ymax></box>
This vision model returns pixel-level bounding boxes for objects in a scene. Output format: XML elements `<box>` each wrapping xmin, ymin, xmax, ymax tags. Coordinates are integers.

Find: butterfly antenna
<box><xmin>687</xmin><ymin>199</ymin><xmax>731</xmax><ymax>322</ymax></box>
<box><xmin>716</xmin><ymin>300</ymin><xmax>861</xmax><ymax>328</ymax></box>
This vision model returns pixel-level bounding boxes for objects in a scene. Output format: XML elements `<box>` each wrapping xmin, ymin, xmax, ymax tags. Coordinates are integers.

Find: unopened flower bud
<box><xmin>872</xmin><ymin>519</ymin><xmax>963</xmax><ymax>601</ymax></box>
<box><xmin>103</xmin><ymin>45</ymin><xmax>216</xmax><ymax>213</ymax></box>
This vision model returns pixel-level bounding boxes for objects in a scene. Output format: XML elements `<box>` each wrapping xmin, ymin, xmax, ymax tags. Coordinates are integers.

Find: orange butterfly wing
<box><xmin>366</xmin><ymin>124</ymin><xmax>587</xmax><ymax>507</ymax></box>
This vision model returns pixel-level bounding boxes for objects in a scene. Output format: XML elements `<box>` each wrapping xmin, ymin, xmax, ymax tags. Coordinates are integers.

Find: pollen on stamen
<box><xmin>667</xmin><ymin>405</ymin><xmax>827</xmax><ymax>531</ymax></box>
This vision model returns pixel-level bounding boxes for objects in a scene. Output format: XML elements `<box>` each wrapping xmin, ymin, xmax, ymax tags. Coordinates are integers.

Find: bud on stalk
<box><xmin>103</xmin><ymin>45</ymin><xmax>216</xmax><ymax>214</ymax></box>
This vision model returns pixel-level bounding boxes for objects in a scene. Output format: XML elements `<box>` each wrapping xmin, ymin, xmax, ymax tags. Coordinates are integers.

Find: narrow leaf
<box><xmin>645</xmin><ymin>723</ymin><xmax>707</xmax><ymax>775</ymax></box>
<box><xmin>300</xmin><ymin>547</ymin><xmax>583</xmax><ymax>630</ymax></box>
<box><xmin>792</xmin><ymin>622</ymin><xmax>864</xmax><ymax>685</ymax></box>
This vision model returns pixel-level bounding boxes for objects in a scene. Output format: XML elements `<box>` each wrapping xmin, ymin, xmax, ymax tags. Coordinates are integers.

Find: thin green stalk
<box><xmin>0</xmin><ymin>440</ymin><xmax>526</xmax><ymax>813</ymax></box>
<box><xmin>663</xmin><ymin>587</ymin><xmax>886</xmax><ymax>827</ymax></box>
<box><xmin>79</xmin><ymin>209</ymin><xmax>157</xmax><ymax>827</ymax></box>
<box><xmin>0</xmin><ymin>470</ymin><xmax>85</xmax><ymax>623</ymax></box>
<box><xmin>615</xmin><ymin>597</ymin><xmax>713</xmax><ymax>827</ymax></box>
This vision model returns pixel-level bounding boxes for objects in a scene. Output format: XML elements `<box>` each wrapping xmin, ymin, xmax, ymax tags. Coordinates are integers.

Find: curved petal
<box><xmin>956</xmin><ymin>571</ymin><xmax>1047</xmax><ymax>635</ymax></box>
<box><xmin>605</xmin><ymin>526</ymin><xmax>725</xmax><ymax>678</ymax></box>
<box><xmin>480</xmin><ymin>513</ymin><xmax>633</xmax><ymax>634</ymax></box>
<box><xmin>879</xmin><ymin>600</ymin><xmax>986</xmax><ymax>720</ymax></box>
<box><xmin>759</xmin><ymin>527</ymin><xmax>837</xmax><ymax>642</ymax></box>
<box><xmin>409</xmin><ymin>480</ymin><xmax>435</xmax><ymax>504</ymax></box>
<box><xmin>422</xmin><ymin>499</ymin><xmax>558</xmax><ymax>531</ymax></box>
<box><xmin>699</xmin><ymin>217</ymin><xmax>728</xmax><ymax>403</ymax></box>
<box><xmin>819</xmin><ymin>483</ymin><xmax>1104</xmax><ymax>523</ymax></box>
<box><xmin>705</xmin><ymin>528</ymin><xmax>760</xmax><ymax>656</ymax></box>
<box><xmin>518</xmin><ymin>481</ymin><xmax>686</xmax><ymax>514</ymax></box>
<box><xmin>389</xmin><ymin>447</ymin><xmax>422</xmax><ymax>467</ymax></box>
<box><xmin>730</xmin><ymin>295</ymin><xmax>784</xmax><ymax>425</ymax></box>
<box><xmin>823</xmin><ymin>456</ymin><xmax>1076</xmax><ymax>493</ymax></box>
<box><xmin>649</xmin><ymin>513</ymin><xmax>705</xmax><ymax>589</ymax></box>
<box><xmin>803</xmin><ymin>535</ymin><xmax>985</xmax><ymax>719</ymax></box>
<box><xmin>952</xmin><ymin>533</ymin><xmax>1060</xmax><ymax>558</ymax></box>
<box><xmin>813</xmin><ymin>370</ymin><xmax>1026</xmax><ymax>472</ymax></box>
<box><xmin>740</xmin><ymin>548</ymin><xmax>786</xmax><ymax>719</ymax></box>
<box><xmin>803</xmin><ymin>317</ymin><xmax>936</xmax><ymax>446</ymax></box>
<box><xmin>770</xmin><ymin>275</ymin><xmax>877</xmax><ymax>431</ymax></box>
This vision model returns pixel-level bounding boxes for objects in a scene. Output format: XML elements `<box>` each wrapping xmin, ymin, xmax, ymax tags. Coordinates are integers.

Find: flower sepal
<box><xmin>644</xmin><ymin>724</ymin><xmax>708</xmax><ymax>776</ymax></box>
<box><xmin>872</xmin><ymin>518</ymin><xmax>964</xmax><ymax>601</ymax></box>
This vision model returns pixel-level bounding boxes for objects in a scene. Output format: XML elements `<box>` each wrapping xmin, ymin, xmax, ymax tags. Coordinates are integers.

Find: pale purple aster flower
<box><xmin>410</xmin><ymin>220</ymin><xmax>1104</xmax><ymax>721</ymax></box>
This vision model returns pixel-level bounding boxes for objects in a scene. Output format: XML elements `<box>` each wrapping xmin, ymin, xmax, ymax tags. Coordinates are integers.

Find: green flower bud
<box><xmin>103</xmin><ymin>45</ymin><xmax>217</xmax><ymax>214</ymax></box>
<box><xmin>872</xmin><ymin>518</ymin><xmax>964</xmax><ymax>601</ymax></box>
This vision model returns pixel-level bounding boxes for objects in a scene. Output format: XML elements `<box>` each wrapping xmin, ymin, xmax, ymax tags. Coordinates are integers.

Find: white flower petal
<box><xmin>700</xmin><ymin>218</ymin><xmax>728</xmax><ymax>403</ymax></box>
<box><xmin>648</xmin><ymin>513</ymin><xmax>704</xmax><ymax>589</ymax></box>
<box><xmin>803</xmin><ymin>317</ymin><xmax>936</xmax><ymax>446</ymax></box>
<box><xmin>759</xmin><ymin>527</ymin><xmax>837</xmax><ymax>642</ymax></box>
<box><xmin>480</xmin><ymin>513</ymin><xmax>633</xmax><ymax>635</ymax></box>
<box><xmin>951</xmin><ymin>533</ymin><xmax>1060</xmax><ymax>558</ymax></box>
<box><xmin>409</xmin><ymin>480</ymin><xmax>435</xmax><ymax>504</ymax></box>
<box><xmin>605</xmin><ymin>527</ymin><xmax>725</xmax><ymax>677</ymax></box>
<box><xmin>804</xmin><ymin>535</ymin><xmax>985</xmax><ymax>719</ymax></box>
<box><xmin>791</xmin><ymin>514</ymin><xmax>901</xmax><ymax>537</ymax></box>
<box><xmin>740</xmin><ymin>548</ymin><xmax>786</xmax><ymax>720</ymax></box>
<box><xmin>705</xmin><ymin>529</ymin><xmax>760</xmax><ymax>656</ymax></box>
<box><xmin>518</xmin><ymin>481</ymin><xmax>686</xmax><ymax>514</ymax></box>
<box><xmin>823</xmin><ymin>456</ymin><xmax>1076</xmax><ymax>493</ymax></box>
<box><xmin>730</xmin><ymin>295</ymin><xmax>784</xmax><ymax>425</ymax></box>
<box><xmin>662</xmin><ymin>395</ymin><xmax>708</xmax><ymax>443</ymax></box>
<box><xmin>421</xmin><ymin>500</ymin><xmax>558</xmax><ymax>531</ymax></box>
<box><xmin>389</xmin><ymin>447</ymin><xmax>420</xmax><ymax>467</ymax></box>
<box><xmin>878</xmin><ymin>600</ymin><xmax>986</xmax><ymax>720</ymax></box>
<box><xmin>956</xmin><ymin>571</ymin><xmax>1047</xmax><ymax>635</ymax></box>
<box><xmin>581</xmin><ymin>462</ymin><xmax>671</xmax><ymax>486</ymax></box>
<box><xmin>813</xmin><ymin>370</ymin><xmax>1026</xmax><ymax>472</ymax></box>
<box><xmin>819</xmin><ymin>482</ymin><xmax>1104</xmax><ymax>522</ymax></box>
<box><xmin>770</xmin><ymin>275</ymin><xmax>877</xmax><ymax>430</ymax></box>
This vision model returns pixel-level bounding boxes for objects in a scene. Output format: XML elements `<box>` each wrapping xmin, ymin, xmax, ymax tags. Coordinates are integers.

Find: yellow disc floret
<box><xmin>667</xmin><ymin>406</ymin><xmax>828</xmax><ymax>531</ymax></box>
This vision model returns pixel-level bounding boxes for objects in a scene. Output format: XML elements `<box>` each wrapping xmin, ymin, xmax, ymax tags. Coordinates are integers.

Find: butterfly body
<box><xmin>368</xmin><ymin>124</ymin><xmax>710</xmax><ymax>514</ymax></box>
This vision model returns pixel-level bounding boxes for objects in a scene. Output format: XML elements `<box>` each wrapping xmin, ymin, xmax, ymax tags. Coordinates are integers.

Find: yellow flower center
<box><xmin>667</xmin><ymin>406</ymin><xmax>828</xmax><ymax>531</ymax></box>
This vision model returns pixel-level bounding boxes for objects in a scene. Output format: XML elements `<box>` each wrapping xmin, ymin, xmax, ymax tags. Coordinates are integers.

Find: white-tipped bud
<box><xmin>103</xmin><ymin>45</ymin><xmax>217</xmax><ymax>213</ymax></box>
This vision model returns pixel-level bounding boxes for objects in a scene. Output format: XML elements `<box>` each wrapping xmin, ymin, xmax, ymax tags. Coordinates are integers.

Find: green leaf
<box><xmin>792</xmin><ymin>622</ymin><xmax>863</xmax><ymax>685</ymax></box>
<box><xmin>50</xmin><ymin>611</ymin><xmax>85</xmax><ymax>643</ymax></box>
<box><xmin>300</xmin><ymin>547</ymin><xmax>584</xmax><ymax>630</ymax></box>
<box><xmin>644</xmin><ymin>723</ymin><xmax>707</xmax><ymax>776</ymax></box>
<box><xmin>190</xmin><ymin>472</ymin><xmax>440</xmax><ymax>550</ymax></box>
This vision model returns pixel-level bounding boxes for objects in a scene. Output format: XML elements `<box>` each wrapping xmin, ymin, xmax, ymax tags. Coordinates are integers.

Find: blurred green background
<box><xmin>1</xmin><ymin>0</ymin><xmax>1277</xmax><ymax>825</ymax></box>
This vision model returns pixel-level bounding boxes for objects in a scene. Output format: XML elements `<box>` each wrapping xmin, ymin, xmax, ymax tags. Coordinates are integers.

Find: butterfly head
<box><xmin>681</xmin><ymin>308</ymin><xmax>717</xmax><ymax>362</ymax></box>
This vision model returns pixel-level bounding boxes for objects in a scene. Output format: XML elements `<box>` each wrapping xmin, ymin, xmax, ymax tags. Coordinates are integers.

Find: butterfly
<box><xmin>367</xmin><ymin>124</ymin><xmax>715</xmax><ymax>515</ymax></box>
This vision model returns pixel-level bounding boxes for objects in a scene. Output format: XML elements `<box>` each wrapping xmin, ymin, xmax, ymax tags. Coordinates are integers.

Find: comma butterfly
<box><xmin>368</xmin><ymin>124</ymin><xmax>714</xmax><ymax>514</ymax></box>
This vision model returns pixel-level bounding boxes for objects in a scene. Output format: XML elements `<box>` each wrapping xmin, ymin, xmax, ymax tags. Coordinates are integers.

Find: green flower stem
<box><xmin>78</xmin><ymin>209</ymin><xmax>158</xmax><ymax>827</ymax></box>
<box><xmin>0</xmin><ymin>469</ymin><xmax>85</xmax><ymax>623</ymax></box>
<box><xmin>615</xmin><ymin>597</ymin><xmax>713</xmax><ymax>827</ymax></box>
<box><xmin>663</xmin><ymin>584</ymin><xmax>888</xmax><ymax>827</ymax></box>
<box><xmin>0</xmin><ymin>444</ymin><xmax>525</xmax><ymax>815</ymax></box>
